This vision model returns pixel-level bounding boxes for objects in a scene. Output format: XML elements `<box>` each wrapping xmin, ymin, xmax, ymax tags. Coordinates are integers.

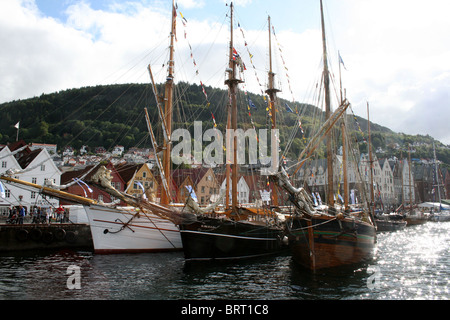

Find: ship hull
<box><xmin>288</xmin><ymin>215</ymin><xmax>376</xmax><ymax>270</ymax></box>
<box><xmin>375</xmin><ymin>219</ymin><xmax>407</xmax><ymax>232</ymax></box>
<box><xmin>85</xmin><ymin>204</ymin><xmax>182</xmax><ymax>254</ymax></box>
<box><xmin>179</xmin><ymin>217</ymin><xmax>286</xmax><ymax>261</ymax></box>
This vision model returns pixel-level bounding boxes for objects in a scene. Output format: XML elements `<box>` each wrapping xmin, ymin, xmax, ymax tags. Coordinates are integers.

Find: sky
<box><xmin>1</xmin><ymin>0</ymin><xmax>450</xmax><ymax>145</ymax></box>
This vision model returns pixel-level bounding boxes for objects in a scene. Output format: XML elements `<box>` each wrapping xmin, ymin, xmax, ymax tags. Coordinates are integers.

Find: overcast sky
<box><xmin>1</xmin><ymin>0</ymin><xmax>449</xmax><ymax>145</ymax></box>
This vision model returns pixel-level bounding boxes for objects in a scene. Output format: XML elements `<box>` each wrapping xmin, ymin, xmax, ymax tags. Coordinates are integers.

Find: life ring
<box><xmin>54</xmin><ymin>228</ymin><xmax>66</xmax><ymax>241</ymax></box>
<box><xmin>15</xmin><ymin>229</ymin><xmax>29</xmax><ymax>242</ymax></box>
<box><xmin>42</xmin><ymin>231</ymin><xmax>54</xmax><ymax>244</ymax></box>
<box><xmin>65</xmin><ymin>231</ymin><xmax>76</xmax><ymax>244</ymax></box>
<box><xmin>30</xmin><ymin>228</ymin><xmax>42</xmax><ymax>241</ymax></box>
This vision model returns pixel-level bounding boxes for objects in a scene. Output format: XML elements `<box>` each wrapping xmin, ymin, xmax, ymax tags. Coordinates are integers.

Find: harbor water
<box><xmin>0</xmin><ymin>222</ymin><xmax>449</xmax><ymax>301</ymax></box>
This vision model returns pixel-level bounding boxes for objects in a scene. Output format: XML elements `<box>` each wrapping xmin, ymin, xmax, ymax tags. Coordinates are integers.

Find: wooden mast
<box><xmin>341</xmin><ymin>121</ymin><xmax>349</xmax><ymax>211</ymax></box>
<box><xmin>320</xmin><ymin>0</ymin><xmax>334</xmax><ymax>207</ymax></box>
<box><xmin>367</xmin><ymin>102</ymin><xmax>375</xmax><ymax>215</ymax></box>
<box><xmin>225</xmin><ymin>2</ymin><xmax>242</xmax><ymax>212</ymax></box>
<box><xmin>265</xmin><ymin>15</ymin><xmax>281</xmax><ymax>207</ymax></box>
<box><xmin>160</xmin><ymin>1</ymin><xmax>176</xmax><ymax>206</ymax></box>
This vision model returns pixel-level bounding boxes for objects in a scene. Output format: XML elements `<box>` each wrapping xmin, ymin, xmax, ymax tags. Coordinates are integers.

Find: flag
<box><xmin>232</xmin><ymin>48</ymin><xmax>239</xmax><ymax>61</ymax></box>
<box><xmin>14</xmin><ymin>122</ymin><xmax>20</xmax><ymax>129</ymax></box>
<box><xmin>248</xmin><ymin>98</ymin><xmax>257</xmax><ymax>110</ymax></box>
<box><xmin>285</xmin><ymin>103</ymin><xmax>294</xmax><ymax>113</ymax></box>
<box><xmin>186</xmin><ymin>185</ymin><xmax>198</xmax><ymax>202</ymax></box>
<box><xmin>136</xmin><ymin>181</ymin><xmax>147</xmax><ymax>199</ymax></box>
<box><xmin>0</xmin><ymin>181</ymin><xmax>6</xmax><ymax>198</ymax></box>
<box><xmin>311</xmin><ymin>192</ymin><xmax>318</xmax><ymax>206</ymax></box>
<box><xmin>339</xmin><ymin>51</ymin><xmax>347</xmax><ymax>70</ymax></box>
<box><xmin>315</xmin><ymin>192</ymin><xmax>322</xmax><ymax>205</ymax></box>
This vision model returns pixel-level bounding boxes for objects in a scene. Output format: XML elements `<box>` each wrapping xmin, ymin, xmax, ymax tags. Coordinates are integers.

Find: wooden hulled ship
<box><xmin>178</xmin><ymin>4</ymin><xmax>287</xmax><ymax>261</ymax></box>
<box><xmin>271</xmin><ymin>0</ymin><xmax>376</xmax><ymax>270</ymax></box>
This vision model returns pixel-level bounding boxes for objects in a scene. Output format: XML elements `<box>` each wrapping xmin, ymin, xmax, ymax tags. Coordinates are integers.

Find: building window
<box><xmin>1</xmin><ymin>161</ymin><xmax>6</xmax><ymax>168</ymax></box>
<box><xmin>40</xmin><ymin>165</ymin><xmax>45</xmax><ymax>171</ymax></box>
<box><xmin>32</xmin><ymin>177</ymin><xmax>37</xmax><ymax>184</ymax></box>
<box><xmin>5</xmin><ymin>190</ymin><xmax>10</xmax><ymax>198</ymax></box>
<box><xmin>143</xmin><ymin>172</ymin><xmax>147</xmax><ymax>178</ymax></box>
<box><xmin>31</xmin><ymin>192</ymin><xmax>36</xmax><ymax>199</ymax></box>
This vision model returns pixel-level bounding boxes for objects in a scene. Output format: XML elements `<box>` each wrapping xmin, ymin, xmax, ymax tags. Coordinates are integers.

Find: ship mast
<box><xmin>367</xmin><ymin>102</ymin><xmax>375</xmax><ymax>215</ymax></box>
<box><xmin>160</xmin><ymin>1</ymin><xmax>176</xmax><ymax>206</ymax></box>
<box><xmin>320</xmin><ymin>0</ymin><xmax>334</xmax><ymax>207</ymax></box>
<box><xmin>265</xmin><ymin>15</ymin><xmax>281</xmax><ymax>207</ymax></box>
<box><xmin>225</xmin><ymin>2</ymin><xmax>243</xmax><ymax>212</ymax></box>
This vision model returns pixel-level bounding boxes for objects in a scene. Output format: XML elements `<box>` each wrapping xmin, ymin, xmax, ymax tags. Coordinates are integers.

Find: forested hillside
<box><xmin>1</xmin><ymin>83</ymin><xmax>449</xmax><ymax>167</ymax></box>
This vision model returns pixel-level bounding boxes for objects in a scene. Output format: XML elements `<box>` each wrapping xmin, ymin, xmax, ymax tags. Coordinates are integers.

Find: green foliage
<box><xmin>0</xmin><ymin>83</ymin><xmax>448</xmax><ymax>166</ymax></box>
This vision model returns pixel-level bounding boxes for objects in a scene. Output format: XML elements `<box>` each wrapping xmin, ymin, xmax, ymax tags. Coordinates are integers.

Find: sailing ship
<box><xmin>0</xmin><ymin>165</ymin><xmax>183</xmax><ymax>254</ymax></box>
<box><xmin>0</xmin><ymin>2</ymin><xmax>187</xmax><ymax>254</ymax></box>
<box><xmin>367</xmin><ymin>104</ymin><xmax>407</xmax><ymax>232</ymax></box>
<box><xmin>428</xmin><ymin>143</ymin><xmax>450</xmax><ymax>222</ymax></box>
<box><xmin>403</xmin><ymin>146</ymin><xmax>428</xmax><ymax>226</ymax></box>
<box><xmin>270</xmin><ymin>0</ymin><xmax>376</xmax><ymax>270</ymax></box>
<box><xmin>177</xmin><ymin>3</ymin><xmax>287</xmax><ymax>261</ymax></box>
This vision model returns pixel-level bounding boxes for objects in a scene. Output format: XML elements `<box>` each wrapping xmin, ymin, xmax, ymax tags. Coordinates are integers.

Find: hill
<box><xmin>1</xmin><ymin>83</ymin><xmax>449</xmax><ymax>167</ymax></box>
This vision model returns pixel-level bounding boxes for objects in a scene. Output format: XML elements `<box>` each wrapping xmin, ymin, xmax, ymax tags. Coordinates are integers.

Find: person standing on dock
<box><xmin>18</xmin><ymin>205</ymin><xmax>25</xmax><ymax>224</ymax></box>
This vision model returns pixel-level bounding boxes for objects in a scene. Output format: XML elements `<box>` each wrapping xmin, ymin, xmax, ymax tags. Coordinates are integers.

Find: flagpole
<box><xmin>15</xmin><ymin>122</ymin><xmax>20</xmax><ymax>142</ymax></box>
<box><xmin>338</xmin><ymin>51</ymin><xmax>343</xmax><ymax>104</ymax></box>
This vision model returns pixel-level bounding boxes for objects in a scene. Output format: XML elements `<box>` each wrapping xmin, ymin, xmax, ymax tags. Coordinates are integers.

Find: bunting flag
<box><xmin>136</xmin><ymin>181</ymin><xmax>147</xmax><ymax>199</ymax></box>
<box><xmin>315</xmin><ymin>192</ymin><xmax>322</xmax><ymax>205</ymax></box>
<box><xmin>0</xmin><ymin>181</ymin><xmax>6</xmax><ymax>198</ymax></box>
<box><xmin>185</xmin><ymin>185</ymin><xmax>198</xmax><ymax>202</ymax></box>
<box><xmin>285</xmin><ymin>103</ymin><xmax>294</xmax><ymax>113</ymax></box>
<box><xmin>339</xmin><ymin>51</ymin><xmax>347</xmax><ymax>70</ymax></box>
<box><xmin>312</xmin><ymin>192</ymin><xmax>318</xmax><ymax>206</ymax></box>
<box><xmin>74</xmin><ymin>178</ymin><xmax>93</xmax><ymax>193</ymax></box>
<box><xmin>14</xmin><ymin>122</ymin><xmax>20</xmax><ymax>129</ymax></box>
<box><xmin>73</xmin><ymin>178</ymin><xmax>88</xmax><ymax>197</ymax></box>
<box><xmin>248</xmin><ymin>97</ymin><xmax>257</xmax><ymax>110</ymax></box>
<box><xmin>179</xmin><ymin>10</ymin><xmax>224</xmax><ymax>151</ymax></box>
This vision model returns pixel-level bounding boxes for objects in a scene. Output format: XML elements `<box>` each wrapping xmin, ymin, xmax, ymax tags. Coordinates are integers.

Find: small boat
<box><xmin>405</xmin><ymin>207</ymin><xmax>428</xmax><ymax>226</ymax></box>
<box><xmin>375</xmin><ymin>216</ymin><xmax>407</xmax><ymax>232</ymax></box>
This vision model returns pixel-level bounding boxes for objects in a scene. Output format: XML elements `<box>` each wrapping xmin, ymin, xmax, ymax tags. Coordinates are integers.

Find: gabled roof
<box><xmin>61</xmin><ymin>164</ymin><xmax>98</xmax><ymax>185</ymax></box>
<box><xmin>172</xmin><ymin>167</ymin><xmax>214</xmax><ymax>186</ymax></box>
<box><xmin>17</xmin><ymin>149</ymin><xmax>41</xmax><ymax>169</ymax></box>
<box><xmin>115</xmin><ymin>163</ymin><xmax>141</xmax><ymax>184</ymax></box>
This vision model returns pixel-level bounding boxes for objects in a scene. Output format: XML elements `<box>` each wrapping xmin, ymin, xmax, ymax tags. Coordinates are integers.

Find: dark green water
<box><xmin>0</xmin><ymin>222</ymin><xmax>449</xmax><ymax>301</ymax></box>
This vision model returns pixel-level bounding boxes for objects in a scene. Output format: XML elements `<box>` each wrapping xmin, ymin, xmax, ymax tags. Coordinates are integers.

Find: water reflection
<box><xmin>0</xmin><ymin>222</ymin><xmax>449</xmax><ymax>300</ymax></box>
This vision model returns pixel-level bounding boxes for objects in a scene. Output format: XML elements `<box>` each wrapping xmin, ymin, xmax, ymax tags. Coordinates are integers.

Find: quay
<box><xmin>0</xmin><ymin>217</ymin><xmax>93</xmax><ymax>252</ymax></box>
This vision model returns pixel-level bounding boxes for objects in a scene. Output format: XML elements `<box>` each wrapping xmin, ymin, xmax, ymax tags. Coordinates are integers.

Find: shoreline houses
<box><xmin>0</xmin><ymin>140</ymin><xmax>61</xmax><ymax>214</ymax></box>
<box><xmin>294</xmin><ymin>153</ymin><xmax>417</xmax><ymax>211</ymax></box>
<box><xmin>1</xmin><ymin>140</ymin><xmax>449</xmax><ymax>214</ymax></box>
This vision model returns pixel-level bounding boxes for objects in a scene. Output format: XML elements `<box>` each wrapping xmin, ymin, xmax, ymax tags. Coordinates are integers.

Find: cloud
<box><xmin>1</xmin><ymin>0</ymin><xmax>450</xmax><ymax>146</ymax></box>
<box><xmin>325</xmin><ymin>0</ymin><xmax>450</xmax><ymax>144</ymax></box>
<box><xmin>178</xmin><ymin>0</ymin><xmax>206</xmax><ymax>9</ymax></box>
<box><xmin>0</xmin><ymin>0</ymin><xmax>172</xmax><ymax>103</ymax></box>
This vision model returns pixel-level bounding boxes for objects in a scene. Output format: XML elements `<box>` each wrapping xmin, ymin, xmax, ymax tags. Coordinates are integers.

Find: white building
<box><xmin>220</xmin><ymin>176</ymin><xmax>250</xmax><ymax>205</ymax></box>
<box><xmin>0</xmin><ymin>143</ymin><xmax>61</xmax><ymax>212</ymax></box>
<box><xmin>0</xmin><ymin>145</ymin><xmax>22</xmax><ymax>215</ymax></box>
<box><xmin>29</xmin><ymin>143</ymin><xmax>57</xmax><ymax>156</ymax></box>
